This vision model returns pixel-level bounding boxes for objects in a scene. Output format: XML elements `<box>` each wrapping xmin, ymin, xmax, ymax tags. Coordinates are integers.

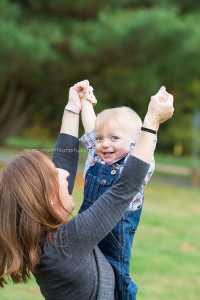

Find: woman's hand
<box><xmin>74</xmin><ymin>80</ymin><xmax>97</xmax><ymax>106</ymax></box>
<box><xmin>60</xmin><ymin>84</ymin><xmax>82</xmax><ymax>137</ymax></box>
<box><xmin>143</xmin><ymin>86</ymin><xmax>174</xmax><ymax>130</ymax></box>
<box><xmin>67</xmin><ymin>86</ymin><xmax>82</xmax><ymax>113</ymax></box>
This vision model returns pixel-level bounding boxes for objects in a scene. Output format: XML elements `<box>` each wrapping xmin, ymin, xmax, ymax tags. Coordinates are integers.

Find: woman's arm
<box><xmin>52</xmin><ymin>86</ymin><xmax>81</xmax><ymax>194</ymax></box>
<box><xmin>52</xmin><ymin>134</ymin><xmax>79</xmax><ymax>195</ymax></box>
<box><xmin>60</xmin><ymin>86</ymin><xmax>81</xmax><ymax>137</ymax></box>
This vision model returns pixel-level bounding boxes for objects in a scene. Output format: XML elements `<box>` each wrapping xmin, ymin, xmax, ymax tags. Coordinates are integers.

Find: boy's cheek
<box><xmin>95</xmin><ymin>145</ymin><xmax>100</xmax><ymax>152</ymax></box>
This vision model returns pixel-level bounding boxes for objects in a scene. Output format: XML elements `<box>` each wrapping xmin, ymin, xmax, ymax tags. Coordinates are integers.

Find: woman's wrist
<box><xmin>65</xmin><ymin>103</ymin><xmax>80</xmax><ymax>115</ymax></box>
<box><xmin>60</xmin><ymin>109</ymin><xmax>79</xmax><ymax>137</ymax></box>
<box><xmin>65</xmin><ymin>102</ymin><xmax>81</xmax><ymax>114</ymax></box>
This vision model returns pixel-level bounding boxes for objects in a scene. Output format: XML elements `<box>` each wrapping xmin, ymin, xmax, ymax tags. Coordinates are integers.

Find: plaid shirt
<box><xmin>80</xmin><ymin>130</ymin><xmax>156</xmax><ymax>211</ymax></box>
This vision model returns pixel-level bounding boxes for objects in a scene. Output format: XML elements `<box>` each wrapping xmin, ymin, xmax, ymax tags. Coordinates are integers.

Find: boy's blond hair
<box><xmin>95</xmin><ymin>106</ymin><xmax>142</xmax><ymax>140</ymax></box>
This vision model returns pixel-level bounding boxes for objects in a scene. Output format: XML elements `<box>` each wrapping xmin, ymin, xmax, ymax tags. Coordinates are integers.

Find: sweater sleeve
<box><xmin>56</xmin><ymin>155</ymin><xmax>150</xmax><ymax>261</ymax></box>
<box><xmin>52</xmin><ymin>133</ymin><xmax>79</xmax><ymax>195</ymax></box>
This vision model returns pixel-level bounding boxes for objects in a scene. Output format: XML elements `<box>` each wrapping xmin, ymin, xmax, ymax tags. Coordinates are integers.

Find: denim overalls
<box><xmin>79</xmin><ymin>157</ymin><xmax>143</xmax><ymax>300</ymax></box>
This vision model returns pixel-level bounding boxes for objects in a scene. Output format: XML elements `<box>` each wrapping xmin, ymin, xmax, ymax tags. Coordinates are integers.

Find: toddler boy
<box><xmin>75</xmin><ymin>80</ymin><xmax>167</xmax><ymax>300</ymax></box>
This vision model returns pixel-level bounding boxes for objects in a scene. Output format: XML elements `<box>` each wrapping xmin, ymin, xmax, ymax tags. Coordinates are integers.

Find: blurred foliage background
<box><xmin>1</xmin><ymin>0</ymin><xmax>200</xmax><ymax>154</ymax></box>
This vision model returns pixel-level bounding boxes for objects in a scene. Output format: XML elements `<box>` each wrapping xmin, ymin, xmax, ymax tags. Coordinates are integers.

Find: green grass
<box><xmin>5</xmin><ymin>137</ymin><xmax>56</xmax><ymax>150</ymax></box>
<box><xmin>131</xmin><ymin>184</ymin><xmax>200</xmax><ymax>300</ymax></box>
<box><xmin>154</xmin><ymin>153</ymin><xmax>192</xmax><ymax>167</ymax></box>
<box><xmin>0</xmin><ymin>277</ymin><xmax>42</xmax><ymax>300</ymax></box>
<box><xmin>1</xmin><ymin>175</ymin><xmax>199</xmax><ymax>300</ymax></box>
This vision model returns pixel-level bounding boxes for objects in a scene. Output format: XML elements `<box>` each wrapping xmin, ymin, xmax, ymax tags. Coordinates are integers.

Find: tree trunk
<box><xmin>0</xmin><ymin>82</ymin><xmax>31</xmax><ymax>145</ymax></box>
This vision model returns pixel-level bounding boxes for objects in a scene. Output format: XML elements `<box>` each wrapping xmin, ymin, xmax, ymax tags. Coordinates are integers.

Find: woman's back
<box><xmin>34</xmin><ymin>220</ymin><xmax>115</xmax><ymax>300</ymax></box>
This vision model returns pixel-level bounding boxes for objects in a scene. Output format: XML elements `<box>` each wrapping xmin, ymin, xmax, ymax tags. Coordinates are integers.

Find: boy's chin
<box><xmin>104</xmin><ymin>160</ymin><xmax>113</xmax><ymax>164</ymax></box>
<box><xmin>103</xmin><ymin>156</ymin><xmax>116</xmax><ymax>164</ymax></box>
<box><xmin>101</xmin><ymin>154</ymin><xmax>114</xmax><ymax>163</ymax></box>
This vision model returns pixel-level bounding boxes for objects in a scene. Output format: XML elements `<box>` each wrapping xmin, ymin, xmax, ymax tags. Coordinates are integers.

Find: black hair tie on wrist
<box><xmin>141</xmin><ymin>127</ymin><xmax>157</xmax><ymax>134</ymax></box>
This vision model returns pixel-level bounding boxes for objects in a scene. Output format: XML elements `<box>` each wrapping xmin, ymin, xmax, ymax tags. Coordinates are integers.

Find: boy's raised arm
<box><xmin>81</xmin><ymin>99</ymin><xmax>96</xmax><ymax>133</ymax></box>
<box><xmin>74</xmin><ymin>80</ymin><xmax>97</xmax><ymax>133</ymax></box>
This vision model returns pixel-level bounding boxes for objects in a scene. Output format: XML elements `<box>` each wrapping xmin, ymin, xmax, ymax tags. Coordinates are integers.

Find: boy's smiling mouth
<box><xmin>102</xmin><ymin>152</ymin><xmax>114</xmax><ymax>157</ymax></box>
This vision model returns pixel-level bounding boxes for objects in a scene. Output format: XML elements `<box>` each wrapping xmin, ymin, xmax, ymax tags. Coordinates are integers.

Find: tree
<box><xmin>1</xmin><ymin>0</ymin><xmax>200</xmax><ymax>153</ymax></box>
<box><xmin>0</xmin><ymin>0</ymin><xmax>63</xmax><ymax>143</ymax></box>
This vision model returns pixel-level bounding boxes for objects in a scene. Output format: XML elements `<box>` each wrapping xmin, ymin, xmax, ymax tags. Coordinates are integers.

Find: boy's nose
<box><xmin>102</xmin><ymin>139</ymin><xmax>110</xmax><ymax>148</ymax></box>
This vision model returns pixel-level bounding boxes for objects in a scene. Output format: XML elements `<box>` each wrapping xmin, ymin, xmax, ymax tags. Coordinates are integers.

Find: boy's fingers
<box><xmin>86</xmin><ymin>91</ymin><xmax>97</xmax><ymax>105</ymax></box>
<box><xmin>159</xmin><ymin>92</ymin><xmax>168</xmax><ymax>102</ymax></box>
<box><xmin>83</xmin><ymin>79</ymin><xmax>89</xmax><ymax>85</ymax></box>
<box><xmin>159</xmin><ymin>86</ymin><xmax>166</xmax><ymax>92</ymax></box>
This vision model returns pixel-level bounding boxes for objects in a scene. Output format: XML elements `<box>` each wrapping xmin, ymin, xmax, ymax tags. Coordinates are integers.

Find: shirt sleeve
<box><xmin>79</xmin><ymin>130</ymin><xmax>96</xmax><ymax>150</ymax></box>
<box><xmin>52</xmin><ymin>133</ymin><xmax>79</xmax><ymax>195</ymax></box>
<box><xmin>79</xmin><ymin>130</ymin><xmax>96</xmax><ymax>179</ymax></box>
<box><xmin>141</xmin><ymin>133</ymin><xmax>157</xmax><ymax>187</ymax></box>
<box><xmin>127</xmin><ymin>133</ymin><xmax>157</xmax><ymax>210</ymax></box>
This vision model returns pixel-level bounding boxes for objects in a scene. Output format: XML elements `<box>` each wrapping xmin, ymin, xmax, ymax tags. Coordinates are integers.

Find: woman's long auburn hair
<box><xmin>0</xmin><ymin>150</ymin><xmax>66</xmax><ymax>287</ymax></box>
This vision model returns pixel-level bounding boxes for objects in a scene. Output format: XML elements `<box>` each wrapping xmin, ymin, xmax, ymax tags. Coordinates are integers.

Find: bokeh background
<box><xmin>0</xmin><ymin>0</ymin><xmax>200</xmax><ymax>299</ymax></box>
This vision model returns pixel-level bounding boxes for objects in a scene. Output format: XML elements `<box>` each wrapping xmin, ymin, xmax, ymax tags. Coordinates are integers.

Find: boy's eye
<box><xmin>96</xmin><ymin>137</ymin><xmax>103</xmax><ymax>141</ymax></box>
<box><xmin>111</xmin><ymin>136</ymin><xmax>119</xmax><ymax>140</ymax></box>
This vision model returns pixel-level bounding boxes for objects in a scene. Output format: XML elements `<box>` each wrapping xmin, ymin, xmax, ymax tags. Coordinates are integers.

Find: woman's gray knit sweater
<box><xmin>33</xmin><ymin>133</ymin><xmax>149</xmax><ymax>300</ymax></box>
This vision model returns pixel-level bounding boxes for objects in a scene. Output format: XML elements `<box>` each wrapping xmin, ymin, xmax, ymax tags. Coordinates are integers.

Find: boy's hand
<box><xmin>144</xmin><ymin>86</ymin><xmax>174</xmax><ymax>128</ymax></box>
<box><xmin>74</xmin><ymin>80</ymin><xmax>97</xmax><ymax>106</ymax></box>
<box><xmin>155</xmin><ymin>86</ymin><xmax>169</xmax><ymax>102</ymax></box>
<box><xmin>75</xmin><ymin>80</ymin><xmax>97</xmax><ymax>133</ymax></box>
<box><xmin>67</xmin><ymin>86</ymin><xmax>82</xmax><ymax>113</ymax></box>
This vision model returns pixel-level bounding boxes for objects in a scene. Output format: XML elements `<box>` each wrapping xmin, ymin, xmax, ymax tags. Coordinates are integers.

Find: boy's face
<box><xmin>95</xmin><ymin>118</ymin><xmax>135</xmax><ymax>164</ymax></box>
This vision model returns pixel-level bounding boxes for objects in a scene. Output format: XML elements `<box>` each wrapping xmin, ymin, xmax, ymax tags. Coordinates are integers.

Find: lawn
<box><xmin>0</xmin><ymin>172</ymin><xmax>199</xmax><ymax>300</ymax></box>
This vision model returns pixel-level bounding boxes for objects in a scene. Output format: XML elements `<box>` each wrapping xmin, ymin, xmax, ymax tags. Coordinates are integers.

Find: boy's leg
<box><xmin>124</xmin><ymin>281</ymin><xmax>137</xmax><ymax>300</ymax></box>
<box><xmin>99</xmin><ymin>207</ymin><xmax>142</xmax><ymax>300</ymax></box>
<box><xmin>80</xmin><ymin>162</ymin><xmax>143</xmax><ymax>299</ymax></box>
<box><xmin>122</xmin><ymin>207</ymin><xmax>143</xmax><ymax>299</ymax></box>
<box><xmin>98</xmin><ymin>218</ymin><xmax>124</xmax><ymax>299</ymax></box>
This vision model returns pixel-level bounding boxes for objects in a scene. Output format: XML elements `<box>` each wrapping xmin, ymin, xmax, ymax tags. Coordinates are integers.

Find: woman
<box><xmin>0</xmin><ymin>82</ymin><xmax>174</xmax><ymax>299</ymax></box>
